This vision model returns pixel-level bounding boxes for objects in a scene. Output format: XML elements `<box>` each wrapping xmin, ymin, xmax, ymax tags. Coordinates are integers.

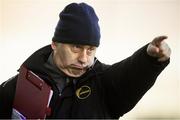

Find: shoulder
<box><xmin>0</xmin><ymin>75</ymin><xmax>18</xmax><ymax>96</ymax></box>
<box><xmin>0</xmin><ymin>75</ymin><xmax>18</xmax><ymax>118</ymax></box>
<box><xmin>93</xmin><ymin>59</ymin><xmax>110</xmax><ymax>72</ymax></box>
<box><xmin>1</xmin><ymin>75</ymin><xmax>18</xmax><ymax>88</ymax></box>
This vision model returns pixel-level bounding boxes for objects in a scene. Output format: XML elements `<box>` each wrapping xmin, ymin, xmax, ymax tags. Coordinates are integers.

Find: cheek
<box><xmin>89</xmin><ymin>56</ymin><xmax>94</xmax><ymax>62</ymax></box>
<box><xmin>88</xmin><ymin>55</ymin><xmax>95</xmax><ymax>65</ymax></box>
<box><xmin>54</xmin><ymin>51</ymin><xmax>68</xmax><ymax>67</ymax></box>
<box><xmin>61</xmin><ymin>52</ymin><xmax>77</xmax><ymax>66</ymax></box>
<box><xmin>60</xmin><ymin>54</ymin><xmax>70</xmax><ymax>65</ymax></box>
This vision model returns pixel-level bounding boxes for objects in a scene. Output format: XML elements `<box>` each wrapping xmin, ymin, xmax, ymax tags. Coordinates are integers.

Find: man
<box><xmin>0</xmin><ymin>2</ymin><xmax>171</xmax><ymax>119</ymax></box>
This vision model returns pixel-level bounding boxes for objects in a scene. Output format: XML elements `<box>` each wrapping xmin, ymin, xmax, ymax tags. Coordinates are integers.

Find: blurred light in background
<box><xmin>0</xmin><ymin>0</ymin><xmax>179</xmax><ymax>119</ymax></box>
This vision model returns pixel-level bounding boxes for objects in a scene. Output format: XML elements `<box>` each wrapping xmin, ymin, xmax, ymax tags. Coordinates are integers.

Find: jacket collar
<box><xmin>21</xmin><ymin>45</ymin><xmax>109</xmax><ymax>87</ymax></box>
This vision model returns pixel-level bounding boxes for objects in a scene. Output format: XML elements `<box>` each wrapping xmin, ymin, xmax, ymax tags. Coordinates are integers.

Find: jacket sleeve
<box><xmin>0</xmin><ymin>75</ymin><xmax>17</xmax><ymax>119</ymax></box>
<box><xmin>100</xmin><ymin>44</ymin><xmax>170</xmax><ymax>118</ymax></box>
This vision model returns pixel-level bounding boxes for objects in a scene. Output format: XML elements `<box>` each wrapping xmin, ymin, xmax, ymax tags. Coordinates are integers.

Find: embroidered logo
<box><xmin>76</xmin><ymin>85</ymin><xmax>91</xmax><ymax>99</ymax></box>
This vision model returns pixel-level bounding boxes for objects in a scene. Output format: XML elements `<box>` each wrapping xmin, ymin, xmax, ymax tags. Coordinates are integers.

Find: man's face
<box><xmin>51</xmin><ymin>42</ymin><xmax>97</xmax><ymax>77</ymax></box>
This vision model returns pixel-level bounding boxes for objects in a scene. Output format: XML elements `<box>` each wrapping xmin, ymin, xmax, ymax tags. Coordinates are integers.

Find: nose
<box><xmin>78</xmin><ymin>50</ymin><xmax>88</xmax><ymax>64</ymax></box>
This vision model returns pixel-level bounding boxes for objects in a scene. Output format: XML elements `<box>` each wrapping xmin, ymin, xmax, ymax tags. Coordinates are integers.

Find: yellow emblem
<box><xmin>76</xmin><ymin>85</ymin><xmax>91</xmax><ymax>99</ymax></box>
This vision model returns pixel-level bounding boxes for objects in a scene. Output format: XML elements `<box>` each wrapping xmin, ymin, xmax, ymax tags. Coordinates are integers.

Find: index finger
<box><xmin>152</xmin><ymin>36</ymin><xmax>168</xmax><ymax>46</ymax></box>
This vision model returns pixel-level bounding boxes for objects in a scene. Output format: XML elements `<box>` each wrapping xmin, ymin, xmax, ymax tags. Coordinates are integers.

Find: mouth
<box><xmin>71</xmin><ymin>65</ymin><xmax>87</xmax><ymax>70</ymax></box>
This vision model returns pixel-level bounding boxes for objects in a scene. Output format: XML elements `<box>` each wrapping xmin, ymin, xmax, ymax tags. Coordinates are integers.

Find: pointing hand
<box><xmin>147</xmin><ymin>36</ymin><xmax>171</xmax><ymax>62</ymax></box>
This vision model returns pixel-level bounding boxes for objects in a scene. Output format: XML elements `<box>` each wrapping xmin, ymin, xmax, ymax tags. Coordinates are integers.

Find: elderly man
<box><xmin>0</xmin><ymin>2</ymin><xmax>171</xmax><ymax>119</ymax></box>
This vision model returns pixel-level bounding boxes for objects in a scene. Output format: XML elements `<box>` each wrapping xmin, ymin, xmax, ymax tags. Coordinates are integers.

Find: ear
<box><xmin>51</xmin><ymin>41</ymin><xmax>56</xmax><ymax>50</ymax></box>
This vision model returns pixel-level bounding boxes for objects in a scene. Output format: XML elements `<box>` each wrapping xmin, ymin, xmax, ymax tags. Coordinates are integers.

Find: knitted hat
<box><xmin>52</xmin><ymin>2</ymin><xmax>100</xmax><ymax>47</ymax></box>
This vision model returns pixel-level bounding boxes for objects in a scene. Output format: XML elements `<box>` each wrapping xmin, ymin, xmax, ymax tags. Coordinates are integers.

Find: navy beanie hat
<box><xmin>52</xmin><ymin>2</ymin><xmax>101</xmax><ymax>47</ymax></box>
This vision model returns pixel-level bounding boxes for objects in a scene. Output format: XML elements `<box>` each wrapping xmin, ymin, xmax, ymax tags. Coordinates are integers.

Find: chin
<box><xmin>67</xmin><ymin>73</ymin><xmax>82</xmax><ymax>78</ymax></box>
<box><xmin>64</xmin><ymin>71</ymin><xmax>84</xmax><ymax>78</ymax></box>
<box><xmin>64</xmin><ymin>69</ymin><xmax>86</xmax><ymax>77</ymax></box>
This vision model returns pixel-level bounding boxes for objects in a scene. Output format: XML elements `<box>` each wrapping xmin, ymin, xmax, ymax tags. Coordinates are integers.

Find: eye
<box><xmin>89</xmin><ymin>47</ymin><xmax>96</xmax><ymax>51</ymax></box>
<box><xmin>87</xmin><ymin>47</ymin><xmax>96</xmax><ymax>55</ymax></box>
<box><xmin>71</xmin><ymin>45</ymin><xmax>82</xmax><ymax>53</ymax></box>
